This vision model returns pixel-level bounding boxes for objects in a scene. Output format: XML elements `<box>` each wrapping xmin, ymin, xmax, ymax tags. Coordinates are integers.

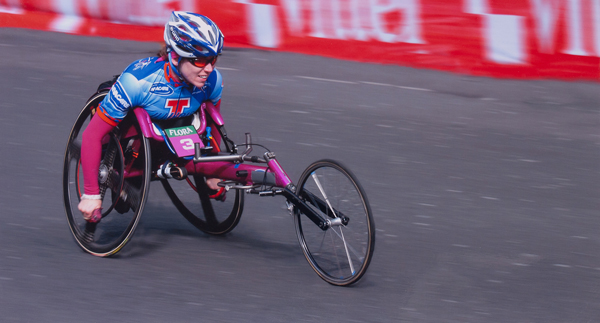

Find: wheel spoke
<box><xmin>328</xmin><ymin>229</ymin><xmax>343</xmax><ymax>275</ymax></box>
<box><xmin>310</xmin><ymin>172</ymin><xmax>337</xmax><ymax>218</ymax></box>
<box><xmin>194</xmin><ymin>175</ymin><xmax>218</xmax><ymax>226</ymax></box>
<box><xmin>121</xmin><ymin>180</ymin><xmax>141</xmax><ymax>212</ymax></box>
<box><xmin>310</xmin><ymin>172</ymin><xmax>355</xmax><ymax>275</ymax></box>
<box><xmin>102</xmin><ymin>138</ymin><xmax>119</xmax><ymax>167</ymax></box>
<box><xmin>329</xmin><ymin>226</ymin><xmax>364</xmax><ymax>262</ymax></box>
<box><xmin>68</xmin><ymin>142</ymin><xmax>81</xmax><ymax>161</ymax></box>
<box><xmin>98</xmin><ymin>141</ymin><xmax>119</xmax><ymax>198</ymax></box>
<box><xmin>107</xmin><ymin>169</ymin><xmax>122</xmax><ymax>193</ymax></box>
<box><xmin>161</xmin><ymin>172</ymin><xmax>244</xmax><ymax>235</ymax></box>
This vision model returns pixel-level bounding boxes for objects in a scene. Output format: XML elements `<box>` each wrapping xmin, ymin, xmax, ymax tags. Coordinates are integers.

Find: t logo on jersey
<box><xmin>165</xmin><ymin>98</ymin><xmax>191</xmax><ymax>117</ymax></box>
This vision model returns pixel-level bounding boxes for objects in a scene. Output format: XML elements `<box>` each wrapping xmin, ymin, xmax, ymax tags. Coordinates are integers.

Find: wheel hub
<box><xmin>98</xmin><ymin>164</ymin><xmax>110</xmax><ymax>184</ymax></box>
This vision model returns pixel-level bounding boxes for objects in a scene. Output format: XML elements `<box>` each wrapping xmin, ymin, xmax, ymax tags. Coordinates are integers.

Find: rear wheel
<box><xmin>63</xmin><ymin>92</ymin><xmax>151</xmax><ymax>257</ymax></box>
<box><xmin>294</xmin><ymin>160</ymin><xmax>375</xmax><ymax>286</ymax></box>
<box><xmin>161</xmin><ymin>175</ymin><xmax>244</xmax><ymax>235</ymax></box>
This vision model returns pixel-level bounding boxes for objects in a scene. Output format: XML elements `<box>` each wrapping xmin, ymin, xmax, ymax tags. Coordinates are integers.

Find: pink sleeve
<box><xmin>81</xmin><ymin>113</ymin><xmax>115</xmax><ymax>195</ymax></box>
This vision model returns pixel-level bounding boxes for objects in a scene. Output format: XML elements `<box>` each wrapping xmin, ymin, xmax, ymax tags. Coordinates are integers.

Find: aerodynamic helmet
<box><xmin>164</xmin><ymin>11</ymin><xmax>224</xmax><ymax>58</ymax></box>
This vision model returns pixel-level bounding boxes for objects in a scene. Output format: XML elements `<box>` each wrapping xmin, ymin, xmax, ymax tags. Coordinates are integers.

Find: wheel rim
<box><xmin>63</xmin><ymin>93</ymin><xmax>150</xmax><ymax>256</ymax></box>
<box><xmin>295</xmin><ymin>160</ymin><xmax>375</xmax><ymax>285</ymax></box>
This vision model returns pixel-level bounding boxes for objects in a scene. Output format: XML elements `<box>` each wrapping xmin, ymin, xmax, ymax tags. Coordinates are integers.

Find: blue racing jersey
<box><xmin>96</xmin><ymin>56</ymin><xmax>223</xmax><ymax>126</ymax></box>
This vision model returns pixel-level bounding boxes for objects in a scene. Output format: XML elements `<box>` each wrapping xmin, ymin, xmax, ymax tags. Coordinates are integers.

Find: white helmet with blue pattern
<box><xmin>164</xmin><ymin>11</ymin><xmax>224</xmax><ymax>58</ymax></box>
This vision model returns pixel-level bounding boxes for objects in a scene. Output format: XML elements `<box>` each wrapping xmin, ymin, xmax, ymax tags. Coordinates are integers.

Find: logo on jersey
<box><xmin>133</xmin><ymin>58</ymin><xmax>152</xmax><ymax>71</ymax></box>
<box><xmin>108</xmin><ymin>81</ymin><xmax>131</xmax><ymax>111</ymax></box>
<box><xmin>150</xmin><ymin>83</ymin><xmax>174</xmax><ymax>96</ymax></box>
<box><xmin>192</xmin><ymin>88</ymin><xmax>206</xmax><ymax>95</ymax></box>
<box><xmin>165</xmin><ymin>98</ymin><xmax>191</xmax><ymax>117</ymax></box>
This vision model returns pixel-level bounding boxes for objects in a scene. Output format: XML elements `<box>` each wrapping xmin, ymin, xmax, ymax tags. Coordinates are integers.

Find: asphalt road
<box><xmin>1</xmin><ymin>28</ymin><xmax>599</xmax><ymax>322</ymax></box>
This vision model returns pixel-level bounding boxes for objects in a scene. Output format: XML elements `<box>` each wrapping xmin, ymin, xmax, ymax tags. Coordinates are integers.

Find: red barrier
<box><xmin>1</xmin><ymin>0</ymin><xmax>598</xmax><ymax>80</ymax></box>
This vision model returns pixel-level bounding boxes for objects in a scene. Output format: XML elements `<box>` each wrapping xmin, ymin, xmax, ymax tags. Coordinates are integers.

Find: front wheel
<box><xmin>294</xmin><ymin>160</ymin><xmax>375</xmax><ymax>286</ymax></box>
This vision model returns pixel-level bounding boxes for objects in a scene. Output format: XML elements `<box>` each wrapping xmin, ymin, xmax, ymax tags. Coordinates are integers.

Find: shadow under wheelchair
<box><xmin>111</xmin><ymin>195</ymin><xmax>301</xmax><ymax>261</ymax></box>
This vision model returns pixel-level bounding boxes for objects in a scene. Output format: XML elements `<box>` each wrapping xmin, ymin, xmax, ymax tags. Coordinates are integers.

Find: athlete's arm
<box><xmin>77</xmin><ymin>59</ymin><xmax>154</xmax><ymax>220</ymax></box>
<box><xmin>78</xmin><ymin>113</ymin><xmax>114</xmax><ymax>219</ymax></box>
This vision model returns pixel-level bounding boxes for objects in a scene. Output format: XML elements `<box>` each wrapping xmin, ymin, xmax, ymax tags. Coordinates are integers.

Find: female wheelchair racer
<box><xmin>78</xmin><ymin>11</ymin><xmax>225</xmax><ymax>221</ymax></box>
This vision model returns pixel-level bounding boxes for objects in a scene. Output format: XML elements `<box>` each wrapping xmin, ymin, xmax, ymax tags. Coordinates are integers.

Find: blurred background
<box><xmin>1</xmin><ymin>0</ymin><xmax>599</xmax><ymax>79</ymax></box>
<box><xmin>0</xmin><ymin>1</ymin><xmax>598</xmax><ymax>322</ymax></box>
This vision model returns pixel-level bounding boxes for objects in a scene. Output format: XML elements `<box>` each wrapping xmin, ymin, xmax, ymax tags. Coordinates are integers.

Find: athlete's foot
<box><xmin>206</xmin><ymin>178</ymin><xmax>226</xmax><ymax>201</ymax></box>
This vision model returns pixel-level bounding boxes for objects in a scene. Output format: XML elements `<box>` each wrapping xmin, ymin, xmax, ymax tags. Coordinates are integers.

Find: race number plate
<box><xmin>165</xmin><ymin>126</ymin><xmax>202</xmax><ymax>157</ymax></box>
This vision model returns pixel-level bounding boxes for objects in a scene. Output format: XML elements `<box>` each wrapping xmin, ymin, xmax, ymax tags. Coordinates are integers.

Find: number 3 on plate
<box><xmin>180</xmin><ymin>138</ymin><xmax>194</xmax><ymax>150</ymax></box>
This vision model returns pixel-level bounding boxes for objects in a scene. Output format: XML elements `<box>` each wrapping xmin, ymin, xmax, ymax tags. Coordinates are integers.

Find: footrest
<box><xmin>217</xmin><ymin>180</ymin><xmax>256</xmax><ymax>190</ymax></box>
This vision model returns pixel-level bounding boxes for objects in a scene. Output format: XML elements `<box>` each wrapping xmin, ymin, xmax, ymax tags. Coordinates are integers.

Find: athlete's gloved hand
<box><xmin>78</xmin><ymin>198</ymin><xmax>102</xmax><ymax>222</ymax></box>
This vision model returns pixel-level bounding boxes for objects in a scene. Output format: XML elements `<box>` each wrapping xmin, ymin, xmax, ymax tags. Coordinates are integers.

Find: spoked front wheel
<box><xmin>294</xmin><ymin>160</ymin><xmax>375</xmax><ymax>286</ymax></box>
<box><xmin>161</xmin><ymin>174</ymin><xmax>244</xmax><ymax>235</ymax></box>
<box><xmin>63</xmin><ymin>92</ymin><xmax>151</xmax><ymax>257</ymax></box>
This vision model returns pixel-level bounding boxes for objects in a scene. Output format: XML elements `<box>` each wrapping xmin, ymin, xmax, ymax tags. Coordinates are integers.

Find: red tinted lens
<box><xmin>190</xmin><ymin>56</ymin><xmax>217</xmax><ymax>68</ymax></box>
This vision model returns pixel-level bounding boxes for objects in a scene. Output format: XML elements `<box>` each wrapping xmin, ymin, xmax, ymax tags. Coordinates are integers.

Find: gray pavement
<box><xmin>0</xmin><ymin>28</ymin><xmax>599</xmax><ymax>322</ymax></box>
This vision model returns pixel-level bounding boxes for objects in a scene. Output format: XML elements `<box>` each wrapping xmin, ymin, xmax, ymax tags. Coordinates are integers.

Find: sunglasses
<box><xmin>188</xmin><ymin>56</ymin><xmax>218</xmax><ymax>68</ymax></box>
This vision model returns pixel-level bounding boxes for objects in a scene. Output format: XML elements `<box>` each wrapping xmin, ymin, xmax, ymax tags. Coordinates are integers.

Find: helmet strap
<box><xmin>166</xmin><ymin>49</ymin><xmax>193</xmax><ymax>88</ymax></box>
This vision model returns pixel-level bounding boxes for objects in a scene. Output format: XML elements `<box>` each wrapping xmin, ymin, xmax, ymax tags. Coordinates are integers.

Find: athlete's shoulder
<box><xmin>118</xmin><ymin>57</ymin><xmax>167</xmax><ymax>97</ymax></box>
<box><xmin>208</xmin><ymin>68</ymin><xmax>223</xmax><ymax>87</ymax></box>
<box><xmin>123</xmin><ymin>56</ymin><xmax>165</xmax><ymax>79</ymax></box>
<box><xmin>204</xmin><ymin>69</ymin><xmax>224</xmax><ymax>98</ymax></box>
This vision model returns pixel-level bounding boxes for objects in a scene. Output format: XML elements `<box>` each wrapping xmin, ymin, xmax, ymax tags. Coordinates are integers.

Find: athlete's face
<box><xmin>175</xmin><ymin>58</ymin><xmax>214</xmax><ymax>88</ymax></box>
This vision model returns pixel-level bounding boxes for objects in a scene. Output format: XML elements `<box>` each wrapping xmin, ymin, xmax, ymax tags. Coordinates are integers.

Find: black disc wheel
<box><xmin>161</xmin><ymin>174</ymin><xmax>244</xmax><ymax>235</ymax></box>
<box><xmin>294</xmin><ymin>160</ymin><xmax>375</xmax><ymax>286</ymax></box>
<box><xmin>63</xmin><ymin>92</ymin><xmax>151</xmax><ymax>257</ymax></box>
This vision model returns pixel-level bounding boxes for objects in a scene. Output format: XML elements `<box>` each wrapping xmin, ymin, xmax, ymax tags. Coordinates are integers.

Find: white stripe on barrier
<box><xmin>248</xmin><ymin>4</ymin><xmax>280</xmax><ymax>48</ymax></box>
<box><xmin>595</xmin><ymin>0</ymin><xmax>600</xmax><ymax>56</ymax></box>
<box><xmin>484</xmin><ymin>14</ymin><xmax>526</xmax><ymax>64</ymax></box>
<box><xmin>563</xmin><ymin>0</ymin><xmax>589</xmax><ymax>56</ymax></box>
<box><xmin>0</xmin><ymin>6</ymin><xmax>24</xmax><ymax>14</ymax></box>
<box><xmin>464</xmin><ymin>0</ymin><xmax>527</xmax><ymax>65</ymax></box>
<box><xmin>50</xmin><ymin>15</ymin><xmax>82</xmax><ymax>33</ymax></box>
<box><xmin>464</xmin><ymin>0</ymin><xmax>488</xmax><ymax>15</ymax></box>
<box><xmin>54</xmin><ymin>0</ymin><xmax>78</xmax><ymax>15</ymax></box>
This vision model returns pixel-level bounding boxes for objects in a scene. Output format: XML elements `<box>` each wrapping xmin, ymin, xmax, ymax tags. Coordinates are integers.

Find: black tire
<box><xmin>63</xmin><ymin>92</ymin><xmax>151</xmax><ymax>257</ymax></box>
<box><xmin>294</xmin><ymin>160</ymin><xmax>375</xmax><ymax>286</ymax></box>
<box><xmin>161</xmin><ymin>175</ymin><xmax>244</xmax><ymax>235</ymax></box>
